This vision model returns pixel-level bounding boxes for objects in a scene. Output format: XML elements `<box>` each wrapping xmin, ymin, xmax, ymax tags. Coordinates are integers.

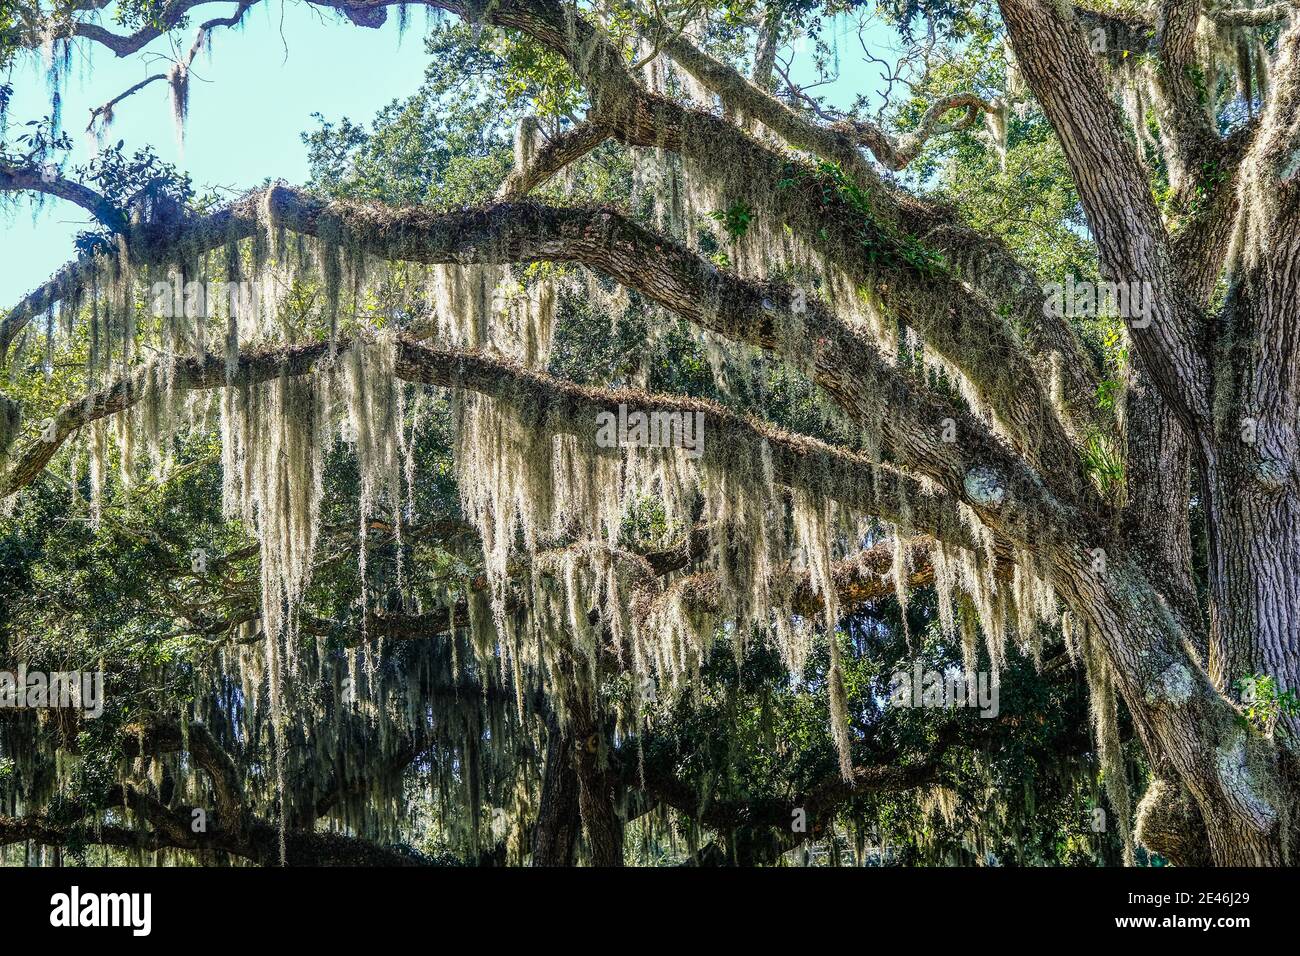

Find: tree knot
<box><xmin>963</xmin><ymin>466</ymin><xmax>1006</xmax><ymax>506</ymax></box>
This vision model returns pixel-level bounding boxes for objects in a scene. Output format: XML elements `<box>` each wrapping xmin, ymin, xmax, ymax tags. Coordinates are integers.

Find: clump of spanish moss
<box><xmin>1082</xmin><ymin>624</ymin><xmax>1135</xmax><ymax>865</ymax></box>
<box><xmin>0</xmin><ymin>395</ymin><xmax>19</xmax><ymax>470</ymax></box>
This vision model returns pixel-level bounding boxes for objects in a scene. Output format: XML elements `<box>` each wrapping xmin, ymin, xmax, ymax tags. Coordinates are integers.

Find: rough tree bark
<box><xmin>531</xmin><ymin>716</ymin><xmax>583</xmax><ymax>866</ymax></box>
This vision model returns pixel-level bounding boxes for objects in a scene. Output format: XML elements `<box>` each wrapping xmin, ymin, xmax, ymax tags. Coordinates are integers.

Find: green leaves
<box><xmin>81</xmin><ymin>143</ymin><xmax>193</xmax><ymax>215</ymax></box>
<box><xmin>1235</xmin><ymin>674</ymin><xmax>1300</xmax><ymax>737</ymax></box>
<box><xmin>302</xmin><ymin>24</ymin><xmax>517</xmax><ymax>208</ymax></box>
<box><xmin>709</xmin><ymin>200</ymin><xmax>755</xmax><ymax>239</ymax></box>
<box><xmin>1082</xmin><ymin>431</ymin><xmax>1125</xmax><ymax>499</ymax></box>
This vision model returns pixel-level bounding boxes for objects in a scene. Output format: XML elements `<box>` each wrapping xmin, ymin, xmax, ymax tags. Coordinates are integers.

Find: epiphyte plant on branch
<box><xmin>0</xmin><ymin>0</ymin><xmax>1296</xmax><ymax>868</ymax></box>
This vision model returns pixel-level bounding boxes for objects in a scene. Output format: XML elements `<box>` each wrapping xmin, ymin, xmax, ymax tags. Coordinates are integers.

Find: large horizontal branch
<box><xmin>0</xmin><ymin>814</ymin><xmax>159</xmax><ymax>854</ymax></box>
<box><xmin>6</xmin><ymin>187</ymin><xmax>1091</xmax><ymax>553</ymax></box>
<box><xmin>0</xmin><ymin>794</ymin><xmax>425</xmax><ymax>865</ymax></box>
<box><xmin>401</xmin><ymin>344</ymin><xmax>1088</xmax><ymax>561</ymax></box>
<box><xmin>1078</xmin><ymin>1</ymin><xmax>1298</xmax><ymax>33</ymax></box>
<box><xmin>54</xmin><ymin>0</ymin><xmax>215</xmax><ymax>55</ymax></box>
<box><xmin>404</xmin><ymin>344</ymin><xmax>973</xmax><ymax>540</ymax></box>
<box><xmin>0</xmin><ymin>339</ymin><xmax>332</xmax><ymax>497</ymax></box>
<box><xmin>1</xmin><ymin>335</ymin><xmax>974</xmax><ymax>550</ymax></box>
<box><xmin>645</xmin><ymin>755</ymin><xmax>948</xmax><ymax>847</ymax></box>
<box><xmin>1207</xmin><ymin>1</ymin><xmax>1300</xmax><ymax>24</ymax></box>
<box><xmin>323</xmin><ymin>535</ymin><xmax>941</xmax><ymax>652</ymax></box>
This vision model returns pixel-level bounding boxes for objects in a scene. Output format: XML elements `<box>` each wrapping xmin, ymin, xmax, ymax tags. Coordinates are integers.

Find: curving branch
<box><xmin>595</xmin><ymin>20</ymin><xmax>1102</xmax><ymax>476</ymax></box>
<box><xmin>626</xmin><ymin>719</ymin><xmax>981</xmax><ymax>862</ymax></box>
<box><xmin>649</xmin><ymin>25</ymin><xmax>1103</xmax><ymax>443</ymax></box>
<box><xmin>0</xmin><ymin>160</ymin><xmax>129</xmax><ymax>232</ymax></box>
<box><xmin>0</xmin><ymin>336</ymin><xmax>972</xmax><ymax>550</ymax></box>
<box><xmin>0</xmin><ymin>259</ymin><xmax>96</xmax><ymax>364</ymax></box>
<box><xmin>776</xmin><ymin>66</ymin><xmax>997</xmax><ymax>172</ymax></box>
<box><xmin>120</xmin><ymin>718</ymin><xmax>248</xmax><ymax>834</ymax></box>
<box><xmin>32</xmin><ymin>0</ymin><xmax>400</xmax><ymax>57</ymax></box>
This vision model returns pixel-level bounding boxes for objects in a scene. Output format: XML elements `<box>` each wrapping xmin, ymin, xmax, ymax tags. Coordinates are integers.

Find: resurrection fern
<box><xmin>1236</xmin><ymin>674</ymin><xmax>1300</xmax><ymax>739</ymax></box>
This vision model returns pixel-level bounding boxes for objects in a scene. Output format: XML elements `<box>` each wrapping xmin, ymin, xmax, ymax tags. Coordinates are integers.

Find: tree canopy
<box><xmin>0</xmin><ymin>0</ymin><xmax>1298</xmax><ymax>867</ymax></box>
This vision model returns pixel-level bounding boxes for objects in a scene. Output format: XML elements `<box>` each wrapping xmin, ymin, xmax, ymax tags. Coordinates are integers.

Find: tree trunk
<box><xmin>571</xmin><ymin>703</ymin><xmax>625</xmax><ymax>867</ymax></box>
<box><xmin>1204</xmin><ymin>256</ymin><xmax>1300</xmax><ymax>738</ymax></box>
<box><xmin>1204</xmin><ymin>471</ymin><xmax>1300</xmax><ymax>719</ymax></box>
<box><xmin>531</xmin><ymin>717</ymin><xmax>582</xmax><ymax>866</ymax></box>
<box><xmin>552</xmin><ymin>650</ymin><xmax>625</xmax><ymax>866</ymax></box>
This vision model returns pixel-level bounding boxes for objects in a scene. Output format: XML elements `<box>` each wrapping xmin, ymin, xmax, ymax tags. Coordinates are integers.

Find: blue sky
<box><xmin>1</xmin><ymin>4</ymin><xmax>432</xmax><ymax>302</ymax></box>
<box><xmin>1</xmin><ymin>3</ymin><xmax>887</xmax><ymax>305</ymax></box>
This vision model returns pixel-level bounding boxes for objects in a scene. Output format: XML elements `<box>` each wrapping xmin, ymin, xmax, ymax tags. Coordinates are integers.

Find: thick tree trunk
<box><xmin>531</xmin><ymin>717</ymin><xmax>582</xmax><ymax>866</ymax></box>
<box><xmin>553</xmin><ymin>651</ymin><xmax>625</xmax><ymax>866</ymax></box>
<box><xmin>1121</xmin><ymin>361</ymin><xmax>1203</xmax><ymax>647</ymax></box>
<box><xmin>995</xmin><ymin>0</ymin><xmax>1300</xmax><ymax>866</ymax></box>
<box><xmin>1204</xmin><ymin>475</ymin><xmax>1300</xmax><ymax>717</ymax></box>
<box><xmin>1053</xmin><ymin>555</ymin><xmax>1291</xmax><ymax>866</ymax></box>
<box><xmin>571</xmin><ymin>705</ymin><xmax>625</xmax><ymax>867</ymax></box>
<box><xmin>1204</xmin><ymin>253</ymin><xmax>1300</xmax><ymax>740</ymax></box>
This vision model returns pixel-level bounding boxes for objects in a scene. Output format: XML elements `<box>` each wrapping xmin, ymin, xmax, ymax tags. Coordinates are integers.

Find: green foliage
<box><xmin>638</xmin><ymin>595</ymin><xmax>1114</xmax><ymax>866</ymax></box>
<box><xmin>1235</xmin><ymin>674</ymin><xmax>1300</xmax><ymax>738</ymax></box>
<box><xmin>303</xmin><ymin>25</ymin><xmax>515</xmax><ymax>207</ymax></box>
<box><xmin>492</xmin><ymin>31</ymin><xmax>584</xmax><ymax>120</ymax></box>
<box><xmin>82</xmin><ymin>143</ymin><xmax>192</xmax><ymax>212</ymax></box>
<box><xmin>1</xmin><ymin>114</ymin><xmax>71</xmax><ymax>169</ymax></box>
<box><xmin>1082</xmin><ymin>431</ymin><xmax>1125</xmax><ymax>499</ymax></box>
<box><xmin>709</xmin><ymin>200</ymin><xmax>755</xmax><ymax>239</ymax></box>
